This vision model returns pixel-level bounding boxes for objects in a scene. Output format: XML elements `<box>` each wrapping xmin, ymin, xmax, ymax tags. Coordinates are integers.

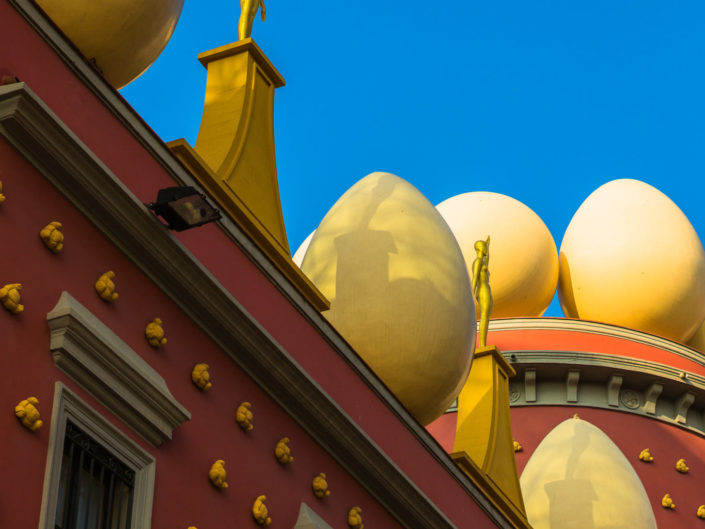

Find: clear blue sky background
<box><xmin>121</xmin><ymin>1</ymin><xmax>705</xmax><ymax>316</ymax></box>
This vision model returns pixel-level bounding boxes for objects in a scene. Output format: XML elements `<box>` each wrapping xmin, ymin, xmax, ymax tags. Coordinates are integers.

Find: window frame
<box><xmin>293</xmin><ymin>502</ymin><xmax>334</xmax><ymax>529</ymax></box>
<box><xmin>39</xmin><ymin>382</ymin><xmax>155</xmax><ymax>529</ymax></box>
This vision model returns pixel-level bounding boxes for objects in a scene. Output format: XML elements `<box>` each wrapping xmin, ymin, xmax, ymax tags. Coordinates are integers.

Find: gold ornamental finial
<box><xmin>238</xmin><ymin>0</ymin><xmax>266</xmax><ymax>40</ymax></box>
<box><xmin>472</xmin><ymin>236</ymin><xmax>493</xmax><ymax>349</ymax></box>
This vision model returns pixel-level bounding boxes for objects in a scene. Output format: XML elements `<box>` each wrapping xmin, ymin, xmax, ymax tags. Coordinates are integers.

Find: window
<box><xmin>39</xmin><ymin>383</ymin><xmax>155</xmax><ymax>529</ymax></box>
<box><xmin>55</xmin><ymin>421</ymin><xmax>135</xmax><ymax>529</ymax></box>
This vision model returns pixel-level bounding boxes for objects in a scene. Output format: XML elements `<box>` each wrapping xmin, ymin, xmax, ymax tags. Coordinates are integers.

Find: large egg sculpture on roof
<box><xmin>301</xmin><ymin>172</ymin><xmax>476</xmax><ymax>425</ymax></box>
<box><xmin>520</xmin><ymin>417</ymin><xmax>657</xmax><ymax>529</ymax></box>
<box><xmin>436</xmin><ymin>192</ymin><xmax>559</xmax><ymax>318</ymax></box>
<box><xmin>559</xmin><ymin>179</ymin><xmax>705</xmax><ymax>343</ymax></box>
<box><xmin>292</xmin><ymin>231</ymin><xmax>315</xmax><ymax>267</ymax></box>
<box><xmin>36</xmin><ymin>0</ymin><xmax>185</xmax><ymax>88</ymax></box>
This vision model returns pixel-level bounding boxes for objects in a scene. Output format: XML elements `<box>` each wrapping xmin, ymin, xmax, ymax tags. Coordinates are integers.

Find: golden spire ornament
<box><xmin>238</xmin><ymin>0</ymin><xmax>266</xmax><ymax>40</ymax></box>
<box><xmin>472</xmin><ymin>236</ymin><xmax>493</xmax><ymax>349</ymax></box>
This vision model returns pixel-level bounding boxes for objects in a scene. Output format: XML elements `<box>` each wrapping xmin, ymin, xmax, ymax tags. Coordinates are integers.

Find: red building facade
<box><xmin>1</xmin><ymin>1</ymin><xmax>515</xmax><ymax>528</ymax></box>
<box><xmin>3</xmin><ymin>1</ymin><xmax>705</xmax><ymax>528</ymax></box>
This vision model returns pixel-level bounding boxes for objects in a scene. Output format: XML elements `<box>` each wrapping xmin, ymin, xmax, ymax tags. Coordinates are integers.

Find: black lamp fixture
<box><xmin>147</xmin><ymin>186</ymin><xmax>221</xmax><ymax>231</ymax></box>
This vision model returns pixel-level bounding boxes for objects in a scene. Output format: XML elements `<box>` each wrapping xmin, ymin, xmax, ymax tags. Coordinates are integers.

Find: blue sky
<box><xmin>121</xmin><ymin>1</ymin><xmax>705</xmax><ymax>316</ymax></box>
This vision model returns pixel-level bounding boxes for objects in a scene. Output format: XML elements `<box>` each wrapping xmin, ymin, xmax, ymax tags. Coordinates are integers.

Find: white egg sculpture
<box><xmin>520</xmin><ymin>417</ymin><xmax>657</xmax><ymax>529</ymax></box>
<box><xmin>301</xmin><ymin>172</ymin><xmax>476</xmax><ymax>425</ymax></box>
<box><xmin>559</xmin><ymin>179</ymin><xmax>705</xmax><ymax>343</ymax></box>
<box><xmin>292</xmin><ymin>230</ymin><xmax>315</xmax><ymax>267</ymax></box>
<box><xmin>436</xmin><ymin>192</ymin><xmax>559</xmax><ymax>317</ymax></box>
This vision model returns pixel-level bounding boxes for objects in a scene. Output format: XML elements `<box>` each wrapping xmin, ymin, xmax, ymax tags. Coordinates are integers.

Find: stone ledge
<box><xmin>47</xmin><ymin>291</ymin><xmax>190</xmax><ymax>446</ymax></box>
<box><xmin>503</xmin><ymin>350</ymin><xmax>705</xmax><ymax>436</ymax></box>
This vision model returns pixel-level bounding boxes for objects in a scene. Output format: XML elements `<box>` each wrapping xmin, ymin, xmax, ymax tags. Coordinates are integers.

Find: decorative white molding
<box><xmin>47</xmin><ymin>291</ymin><xmax>190</xmax><ymax>446</ymax></box>
<box><xmin>503</xmin><ymin>350</ymin><xmax>705</xmax><ymax>437</ymax></box>
<box><xmin>566</xmin><ymin>370</ymin><xmax>580</xmax><ymax>403</ymax></box>
<box><xmin>39</xmin><ymin>382</ymin><xmax>155</xmax><ymax>529</ymax></box>
<box><xmin>643</xmin><ymin>383</ymin><xmax>663</xmax><ymax>415</ymax></box>
<box><xmin>524</xmin><ymin>369</ymin><xmax>537</xmax><ymax>402</ymax></box>
<box><xmin>607</xmin><ymin>375</ymin><xmax>623</xmax><ymax>407</ymax></box>
<box><xmin>293</xmin><ymin>503</ymin><xmax>334</xmax><ymax>529</ymax></box>
<box><xmin>674</xmin><ymin>392</ymin><xmax>695</xmax><ymax>424</ymax></box>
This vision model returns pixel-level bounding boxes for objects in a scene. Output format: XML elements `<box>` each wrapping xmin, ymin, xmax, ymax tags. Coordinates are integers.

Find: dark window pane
<box><xmin>55</xmin><ymin>422</ymin><xmax>134</xmax><ymax>529</ymax></box>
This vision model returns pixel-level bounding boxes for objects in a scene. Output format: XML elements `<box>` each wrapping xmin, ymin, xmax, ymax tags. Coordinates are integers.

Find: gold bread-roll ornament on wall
<box><xmin>347</xmin><ymin>507</ymin><xmax>363</xmax><ymax>529</ymax></box>
<box><xmin>0</xmin><ymin>283</ymin><xmax>23</xmax><ymax>314</ymax></box>
<box><xmin>208</xmin><ymin>460</ymin><xmax>228</xmax><ymax>489</ymax></box>
<box><xmin>274</xmin><ymin>437</ymin><xmax>294</xmax><ymax>464</ymax></box>
<box><xmin>39</xmin><ymin>221</ymin><xmax>64</xmax><ymax>253</ymax></box>
<box><xmin>252</xmin><ymin>495</ymin><xmax>272</xmax><ymax>526</ymax></box>
<box><xmin>236</xmin><ymin>401</ymin><xmax>254</xmax><ymax>431</ymax></box>
<box><xmin>675</xmin><ymin>458</ymin><xmax>689</xmax><ymax>473</ymax></box>
<box><xmin>312</xmin><ymin>473</ymin><xmax>330</xmax><ymax>498</ymax></box>
<box><xmin>15</xmin><ymin>397</ymin><xmax>42</xmax><ymax>431</ymax></box>
<box><xmin>638</xmin><ymin>448</ymin><xmax>654</xmax><ymax>462</ymax></box>
<box><xmin>95</xmin><ymin>271</ymin><xmax>118</xmax><ymax>302</ymax></box>
<box><xmin>145</xmin><ymin>318</ymin><xmax>167</xmax><ymax>348</ymax></box>
<box><xmin>191</xmin><ymin>364</ymin><xmax>212</xmax><ymax>391</ymax></box>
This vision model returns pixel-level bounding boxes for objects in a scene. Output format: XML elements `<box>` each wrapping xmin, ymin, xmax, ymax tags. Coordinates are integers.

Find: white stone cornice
<box><xmin>503</xmin><ymin>350</ymin><xmax>705</xmax><ymax>436</ymax></box>
<box><xmin>47</xmin><ymin>292</ymin><xmax>191</xmax><ymax>446</ymax></box>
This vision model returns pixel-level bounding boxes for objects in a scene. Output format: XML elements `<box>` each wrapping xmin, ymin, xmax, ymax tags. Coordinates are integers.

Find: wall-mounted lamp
<box><xmin>147</xmin><ymin>186</ymin><xmax>221</xmax><ymax>231</ymax></box>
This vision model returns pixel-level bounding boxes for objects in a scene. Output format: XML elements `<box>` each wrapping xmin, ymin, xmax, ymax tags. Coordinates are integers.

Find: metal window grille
<box><xmin>55</xmin><ymin>421</ymin><xmax>135</xmax><ymax>529</ymax></box>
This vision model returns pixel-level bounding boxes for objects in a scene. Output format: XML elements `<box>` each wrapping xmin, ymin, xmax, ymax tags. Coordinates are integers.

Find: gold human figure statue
<box><xmin>238</xmin><ymin>0</ymin><xmax>266</xmax><ymax>40</ymax></box>
<box><xmin>472</xmin><ymin>236</ymin><xmax>493</xmax><ymax>349</ymax></box>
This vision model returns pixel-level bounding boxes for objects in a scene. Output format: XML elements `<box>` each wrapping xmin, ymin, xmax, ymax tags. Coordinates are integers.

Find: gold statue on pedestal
<box><xmin>472</xmin><ymin>236</ymin><xmax>493</xmax><ymax>349</ymax></box>
<box><xmin>238</xmin><ymin>0</ymin><xmax>266</xmax><ymax>40</ymax></box>
<box><xmin>454</xmin><ymin>236</ymin><xmax>528</xmax><ymax>525</ymax></box>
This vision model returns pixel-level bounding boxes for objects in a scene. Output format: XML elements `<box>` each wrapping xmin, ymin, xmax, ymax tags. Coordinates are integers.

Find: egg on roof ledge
<box><xmin>559</xmin><ymin>179</ymin><xmax>705</xmax><ymax>343</ymax></box>
<box><xmin>436</xmin><ymin>191</ymin><xmax>559</xmax><ymax>318</ymax></box>
<box><xmin>301</xmin><ymin>172</ymin><xmax>476</xmax><ymax>425</ymax></box>
<box><xmin>36</xmin><ymin>0</ymin><xmax>185</xmax><ymax>88</ymax></box>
